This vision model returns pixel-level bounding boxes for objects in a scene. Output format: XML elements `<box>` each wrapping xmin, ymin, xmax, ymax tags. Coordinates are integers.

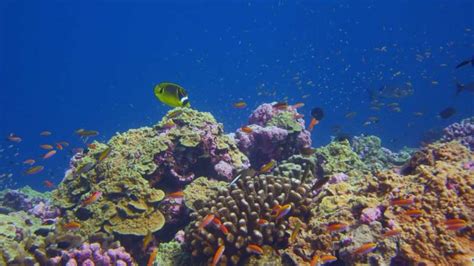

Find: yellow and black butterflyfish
<box><xmin>154</xmin><ymin>82</ymin><xmax>190</xmax><ymax>108</ymax></box>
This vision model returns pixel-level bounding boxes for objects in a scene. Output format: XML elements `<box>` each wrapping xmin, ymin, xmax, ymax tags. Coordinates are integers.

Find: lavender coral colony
<box><xmin>0</xmin><ymin>107</ymin><xmax>473</xmax><ymax>265</ymax></box>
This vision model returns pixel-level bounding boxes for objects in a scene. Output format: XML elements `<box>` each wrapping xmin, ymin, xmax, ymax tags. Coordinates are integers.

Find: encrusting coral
<box><xmin>282</xmin><ymin>141</ymin><xmax>474</xmax><ymax>265</ymax></box>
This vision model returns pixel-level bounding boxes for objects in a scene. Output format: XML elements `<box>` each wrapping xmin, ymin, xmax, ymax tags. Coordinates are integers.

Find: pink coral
<box><xmin>49</xmin><ymin>242</ymin><xmax>134</xmax><ymax>266</ymax></box>
<box><xmin>360</xmin><ymin>207</ymin><xmax>381</xmax><ymax>224</ymax></box>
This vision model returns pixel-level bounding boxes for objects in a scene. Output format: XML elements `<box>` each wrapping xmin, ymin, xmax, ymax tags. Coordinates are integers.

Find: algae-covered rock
<box><xmin>182</xmin><ymin>176</ymin><xmax>227</xmax><ymax>211</ymax></box>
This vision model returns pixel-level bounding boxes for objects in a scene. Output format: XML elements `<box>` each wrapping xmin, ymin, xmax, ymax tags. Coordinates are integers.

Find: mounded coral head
<box><xmin>441</xmin><ymin>116</ymin><xmax>474</xmax><ymax>151</ymax></box>
<box><xmin>186</xmin><ymin>168</ymin><xmax>315</xmax><ymax>265</ymax></box>
<box><xmin>234</xmin><ymin>103</ymin><xmax>311</xmax><ymax>168</ymax></box>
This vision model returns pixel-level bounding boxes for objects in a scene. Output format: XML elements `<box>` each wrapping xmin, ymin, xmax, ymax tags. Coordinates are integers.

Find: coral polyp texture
<box><xmin>283</xmin><ymin>141</ymin><xmax>473</xmax><ymax>265</ymax></box>
<box><xmin>186</xmin><ymin>168</ymin><xmax>315</xmax><ymax>265</ymax></box>
<box><xmin>46</xmin><ymin>242</ymin><xmax>134</xmax><ymax>265</ymax></box>
<box><xmin>233</xmin><ymin>103</ymin><xmax>311</xmax><ymax>168</ymax></box>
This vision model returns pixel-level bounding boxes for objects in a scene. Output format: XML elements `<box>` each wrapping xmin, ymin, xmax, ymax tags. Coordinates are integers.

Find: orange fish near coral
<box><xmin>246</xmin><ymin>244</ymin><xmax>264</xmax><ymax>255</ymax></box>
<box><xmin>382</xmin><ymin>229</ymin><xmax>402</xmax><ymax>238</ymax></box>
<box><xmin>293</xmin><ymin>102</ymin><xmax>305</xmax><ymax>109</ymax></box>
<box><xmin>63</xmin><ymin>221</ymin><xmax>81</xmax><ymax>230</ymax></box>
<box><xmin>390</xmin><ymin>198</ymin><xmax>414</xmax><ymax>206</ymax></box>
<box><xmin>40</xmin><ymin>144</ymin><xmax>54</xmax><ymax>150</ymax></box>
<box><xmin>97</xmin><ymin>147</ymin><xmax>112</xmax><ymax>162</ymax></box>
<box><xmin>241</xmin><ymin>126</ymin><xmax>253</xmax><ymax>133</ymax></box>
<box><xmin>168</xmin><ymin>191</ymin><xmax>184</xmax><ymax>199</ymax></box>
<box><xmin>444</xmin><ymin>219</ymin><xmax>467</xmax><ymax>231</ymax></box>
<box><xmin>327</xmin><ymin>223</ymin><xmax>349</xmax><ymax>233</ymax></box>
<box><xmin>211</xmin><ymin>244</ymin><xmax>225</xmax><ymax>266</ymax></box>
<box><xmin>43</xmin><ymin>180</ymin><xmax>54</xmax><ymax>188</ymax></box>
<box><xmin>147</xmin><ymin>247</ymin><xmax>158</xmax><ymax>266</ymax></box>
<box><xmin>142</xmin><ymin>231</ymin><xmax>153</xmax><ymax>251</ymax></box>
<box><xmin>257</xmin><ymin>218</ymin><xmax>268</xmax><ymax>225</ymax></box>
<box><xmin>219</xmin><ymin>224</ymin><xmax>229</xmax><ymax>235</ymax></box>
<box><xmin>199</xmin><ymin>214</ymin><xmax>215</xmax><ymax>230</ymax></box>
<box><xmin>310</xmin><ymin>254</ymin><xmax>319</xmax><ymax>266</ymax></box>
<box><xmin>274</xmin><ymin>204</ymin><xmax>292</xmax><ymax>220</ymax></box>
<box><xmin>82</xmin><ymin>191</ymin><xmax>102</xmax><ymax>206</ymax></box>
<box><xmin>320</xmin><ymin>255</ymin><xmax>337</xmax><ymax>264</ymax></box>
<box><xmin>25</xmin><ymin>165</ymin><xmax>44</xmax><ymax>175</ymax></box>
<box><xmin>273</xmin><ymin>102</ymin><xmax>288</xmax><ymax>110</ymax></box>
<box><xmin>43</xmin><ymin>150</ymin><xmax>57</xmax><ymax>159</ymax></box>
<box><xmin>404</xmin><ymin>209</ymin><xmax>423</xmax><ymax>217</ymax></box>
<box><xmin>23</xmin><ymin>159</ymin><xmax>35</xmax><ymax>165</ymax></box>
<box><xmin>353</xmin><ymin>243</ymin><xmax>377</xmax><ymax>256</ymax></box>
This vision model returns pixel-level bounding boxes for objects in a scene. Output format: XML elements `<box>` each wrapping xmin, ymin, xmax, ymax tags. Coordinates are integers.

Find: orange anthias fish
<box><xmin>293</xmin><ymin>102</ymin><xmax>305</xmax><ymax>109</ymax></box>
<box><xmin>167</xmin><ymin>191</ymin><xmax>184</xmax><ymax>199</ymax></box>
<box><xmin>199</xmin><ymin>214</ymin><xmax>215</xmax><ymax>230</ymax></box>
<box><xmin>310</xmin><ymin>254</ymin><xmax>319</xmax><ymax>266</ymax></box>
<box><xmin>25</xmin><ymin>165</ymin><xmax>44</xmax><ymax>175</ymax></box>
<box><xmin>43</xmin><ymin>180</ymin><xmax>54</xmax><ymax>188</ymax></box>
<box><xmin>327</xmin><ymin>223</ymin><xmax>349</xmax><ymax>233</ymax></box>
<box><xmin>43</xmin><ymin>150</ymin><xmax>57</xmax><ymax>159</ymax></box>
<box><xmin>56</xmin><ymin>143</ymin><xmax>63</xmax><ymax>150</ymax></box>
<box><xmin>241</xmin><ymin>126</ymin><xmax>253</xmax><ymax>133</ymax></box>
<box><xmin>87</xmin><ymin>143</ymin><xmax>97</xmax><ymax>149</ymax></box>
<box><xmin>142</xmin><ymin>231</ymin><xmax>153</xmax><ymax>251</ymax></box>
<box><xmin>40</xmin><ymin>131</ymin><xmax>52</xmax><ymax>136</ymax></box>
<box><xmin>444</xmin><ymin>219</ymin><xmax>467</xmax><ymax>231</ymax></box>
<box><xmin>257</xmin><ymin>218</ymin><xmax>268</xmax><ymax>225</ymax></box>
<box><xmin>82</xmin><ymin>191</ymin><xmax>103</xmax><ymax>206</ymax></box>
<box><xmin>58</xmin><ymin>141</ymin><xmax>69</xmax><ymax>147</ymax></box>
<box><xmin>353</xmin><ymin>243</ymin><xmax>377</xmax><ymax>255</ymax></box>
<box><xmin>289</xmin><ymin>220</ymin><xmax>302</xmax><ymax>243</ymax></box>
<box><xmin>308</xmin><ymin>118</ymin><xmax>320</xmax><ymax>131</ymax></box>
<box><xmin>63</xmin><ymin>221</ymin><xmax>81</xmax><ymax>230</ymax></box>
<box><xmin>211</xmin><ymin>245</ymin><xmax>225</xmax><ymax>266</ymax></box>
<box><xmin>7</xmin><ymin>134</ymin><xmax>22</xmax><ymax>143</ymax></box>
<box><xmin>259</xmin><ymin>160</ymin><xmax>276</xmax><ymax>173</ymax></box>
<box><xmin>390</xmin><ymin>198</ymin><xmax>414</xmax><ymax>206</ymax></box>
<box><xmin>75</xmin><ymin>129</ymin><xmax>99</xmax><ymax>137</ymax></box>
<box><xmin>23</xmin><ymin>159</ymin><xmax>35</xmax><ymax>165</ymax></box>
<box><xmin>382</xmin><ymin>229</ymin><xmax>402</xmax><ymax>238</ymax></box>
<box><xmin>320</xmin><ymin>255</ymin><xmax>337</xmax><ymax>264</ymax></box>
<box><xmin>246</xmin><ymin>244</ymin><xmax>264</xmax><ymax>255</ymax></box>
<box><xmin>404</xmin><ymin>209</ymin><xmax>423</xmax><ymax>217</ymax></box>
<box><xmin>308</xmin><ymin>107</ymin><xmax>324</xmax><ymax>131</ymax></box>
<box><xmin>233</xmin><ymin>101</ymin><xmax>247</xmax><ymax>109</ymax></box>
<box><xmin>40</xmin><ymin>144</ymin><xmax>54</xmax><ymax>150</ymax></box>
<box><xmin>219</xmin><ymin>224</ymin><xmax>229</xmax><ymax>235</ymax></box>
<box><xmin>147</xmin><ymin>247</ymin><xmax>158</xmax><ymax>266</ymax></box>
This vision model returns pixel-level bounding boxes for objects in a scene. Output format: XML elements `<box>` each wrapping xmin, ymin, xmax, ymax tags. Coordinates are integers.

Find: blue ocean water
<box><xmin>1</xmin><ymin>1</ymin><xmax>473</xmax><ymax>191</ymax></box>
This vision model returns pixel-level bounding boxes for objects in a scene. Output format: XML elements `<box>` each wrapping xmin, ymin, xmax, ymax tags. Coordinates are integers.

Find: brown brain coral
<box><xmin>186</xmin><ymin>168</ymin><xmax>316</xmax><ymax>265</ymax></box>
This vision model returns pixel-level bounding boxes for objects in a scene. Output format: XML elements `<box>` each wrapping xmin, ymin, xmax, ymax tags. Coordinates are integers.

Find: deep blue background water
<box><xmin>1</xmin><ymin>0</ymin><xmax>473</xmax><ymax>190</ymax></box>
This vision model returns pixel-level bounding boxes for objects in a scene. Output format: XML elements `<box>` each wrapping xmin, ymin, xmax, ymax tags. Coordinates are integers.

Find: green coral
<box><xmin>314</xmin><ymin>139</ymin><xmax>369</xmax><ymax>181</ymax></box>
<box><xmin>0</xmin><ymin>211</ymin><xmax>52</xmax><ymax>265</ymax></box>
<box><xmin>152</xmin><ymin>241</ymin><xmax>190</xmax><ymax>266</ymax></box>
<box><xmin>183</xmin><ymin>177</ymin><xmax>227</xmax><ymax>211</ymax></box>
<box><xmin>267</xmin><ymin>111</ymin><xmax>303</xmax><ymax>132</ymax></box>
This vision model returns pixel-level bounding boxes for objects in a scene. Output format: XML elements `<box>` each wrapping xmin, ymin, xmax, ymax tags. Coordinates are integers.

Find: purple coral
<box><xmin>360</xmin><ymin>207</ymin><xmax>382</xmax><ymax>224</ymax></box>
<box><xmin>234</xmin><ymin>103</ymin><xmax>311</xmax><ymax>167</ymax></box>
<box><xmin>159</xmin><ymin>196</ymin><xmax>185</xmax><ymax>224</ymax></box>
<box><xmin>441</xmin><ymin>117</ymin><xmax>474</xmax><ymax>151</ymax></box>
<box><xmin>0</xmin><ymin>188</ymin><xmax>60</xmax><ymax>221</ymax></box>
<box><xmin>329</xmin><ymin>172</ymin><xmax>349</xmax><ymax>184</ymax></box>
<box><xmin>50</xmin><ymin>242</ymin><xmax>134</xmax><ymax>266</ymax></box>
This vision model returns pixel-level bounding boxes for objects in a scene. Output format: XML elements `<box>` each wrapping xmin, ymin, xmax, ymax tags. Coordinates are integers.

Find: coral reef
<box><xmin>441</xmin><ymin>116</ymin><xmax>474</xmax><ymax>151</ymax></box>
<box><xmin>152</xmin><ymin>240</ymin><xmax>190</xmax><ymax>266</ymax></box>
<box><xmin>233</xmin><ymin>103</ymin><xmax>311</xmax><ymax>168</ymax></box>
<box><xmin>283</xmin><ymin>141</ymin><xmax>473</xmax><ymax>265</ymax></box>
<box><xmin>52</xmin><ymin>108</ymin><xmax>248</xmax><ymax>240</ymax></box>
<box><xmin>182</xmin><ymin>176</ymin><xmax>228</xmax><ymax>211</ymax></box>
<box><xmin>186</xmin><ymin>166</ymin><xmax>316</xmax><ymax>265</ymax></box>
<box><xmin>351</xmin><ymin>135</ymin><xmax>415</xmax><ymax>172</ymax></box>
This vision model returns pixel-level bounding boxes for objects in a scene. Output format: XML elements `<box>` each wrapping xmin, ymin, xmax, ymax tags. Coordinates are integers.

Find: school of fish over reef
<box><xmin>0</xmin><ymin>103</ymin><xmax>473</xmax><ymax>266</ymax></box>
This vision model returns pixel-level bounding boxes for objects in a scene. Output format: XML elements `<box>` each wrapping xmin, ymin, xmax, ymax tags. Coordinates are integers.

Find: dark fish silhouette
<box><xmin>439</xmin><ymin>107</ymin><xmax>456</xmax><ymax>119</ymax></box>
<box><xmin>455</xmin><ymin>56</ymin><xmax>474</xmax><ymax>69</ymax></box>
<box><xmin>456</xmin><ymin>82</ymin><xmax>474</xmax><ymax>95</ymax></box>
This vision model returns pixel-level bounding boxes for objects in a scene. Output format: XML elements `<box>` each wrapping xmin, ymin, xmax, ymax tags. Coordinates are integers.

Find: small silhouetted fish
<box><xmin>456</xmin><ymin>82</ymin><xmax>474</xmax><ymax>95</ymax></box>
<box><xmin>455</xmin><ymin>56</ymin><xmax>474</xmax><ymax>69</ymax></box>
<box><xmin>439</xmin><ymin>107</ymin><xmax>456</xmax><ymax>119</ymax></box>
